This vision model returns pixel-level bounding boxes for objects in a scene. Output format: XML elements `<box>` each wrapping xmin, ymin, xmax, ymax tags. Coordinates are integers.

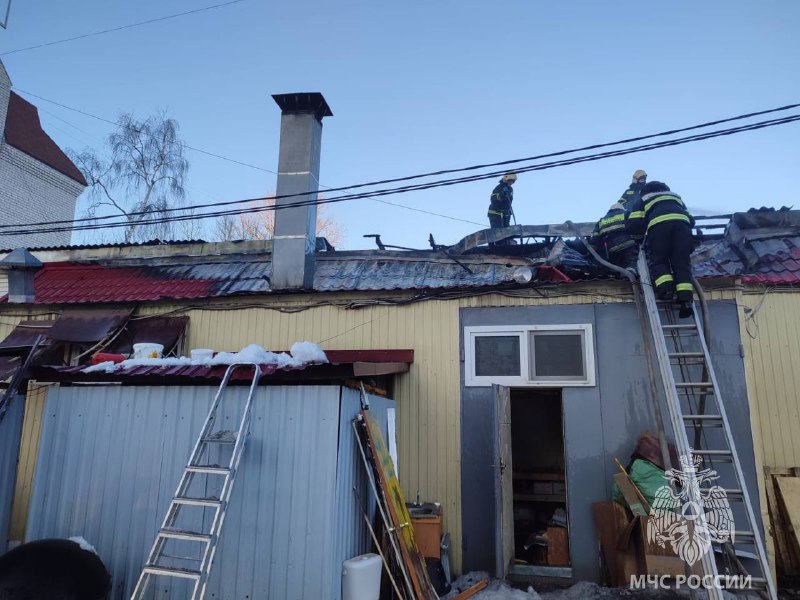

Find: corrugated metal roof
<box><xmin>4</xmin><ymin>210</ymin><xmax>800</xmax><ymax>306</ymax></box>
<box><xmin>0</xmin><ymin>238</ymin><xmax>208</xmax><ymax>254</ymax></box>
<box><xmin>32</xmin><ymin>350</ymin><xmax>413</xmax><ymax>383</ymax></box>
<box><xmin>0</xmin><ymin>254</ymin><xmax>540</xmax><ymax>304</ymax></box>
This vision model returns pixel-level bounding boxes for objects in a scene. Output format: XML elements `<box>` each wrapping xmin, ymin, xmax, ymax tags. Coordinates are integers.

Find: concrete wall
<box><xmin>459</xmin><ymin>301</ymin><xmax>761</xmax><ymax>581</ymax></box>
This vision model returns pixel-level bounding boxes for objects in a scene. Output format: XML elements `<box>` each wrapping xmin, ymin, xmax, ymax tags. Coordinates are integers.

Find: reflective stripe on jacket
<box><xmin>591</xmin><ymin>203</ymin><xmax>636</xmax><ymax>253</ymax></box>
<box><xmin>625</xmin><ymin>191</ymin><xmax>695</xmax><ymax>236</ymax></box>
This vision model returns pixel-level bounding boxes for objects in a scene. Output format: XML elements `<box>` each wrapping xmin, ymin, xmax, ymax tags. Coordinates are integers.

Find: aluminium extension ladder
<box><xmin>636</xmin><ymin>251</ymin><xmax>776</xmax><ymax>600</ymax></box>
<box><xmin>131</xmin><ymin>363</ymin><xmax>261</xmax><ymax>600</ymax></box>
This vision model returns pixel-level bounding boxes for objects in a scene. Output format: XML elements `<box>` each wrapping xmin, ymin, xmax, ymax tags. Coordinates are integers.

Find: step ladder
<box><xmin>131</xmin><ymin>363</ymin><xmax>261</xmax><ymax>600</ymax></box>
<box><xmin>636</xmin><ymin>252</ymin><xmax>776</xmax><ymax>600</ymax></box>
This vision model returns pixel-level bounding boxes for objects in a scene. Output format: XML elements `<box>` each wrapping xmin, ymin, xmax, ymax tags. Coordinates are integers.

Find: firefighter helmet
<box><xmin>503</xmin><ymin>172</ymin><xmax>518</xmax><ymax>183</ymax></box>
<box><xmin>641</xmin><ymin>181</ymin><xmax>670</xmax><ymax>195</ymax></box>
<box><xmin>632</xmin><ymin>169</ymin><xmax>647</xmax><ymax>183</ymax></box>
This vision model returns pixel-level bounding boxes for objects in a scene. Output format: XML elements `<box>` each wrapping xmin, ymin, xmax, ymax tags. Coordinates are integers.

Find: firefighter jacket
<box><xmin>619</xmin><ymin>181</ymin><xmax>645</xmax><ymax>209</ymax></box>
<box><xmin>591</xmin><ymin>203</ymin><xmax>637</xmax><ymax>254</ymax></box>
<box><xmin>488</xmin><ymin>181</ymin><xmax>513</xmax><ymax>216</ymax></box>
<box><xmin>625</xmin><ymin>191</ymin><xmax>695</xmax><ymax>237</ymax></box>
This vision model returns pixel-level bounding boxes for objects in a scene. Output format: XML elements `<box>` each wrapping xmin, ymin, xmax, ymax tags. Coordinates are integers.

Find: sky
<box><xmin>1</xmin><ymin>0</ymin><xmax>798</xmax><ymax>250</ymax></box>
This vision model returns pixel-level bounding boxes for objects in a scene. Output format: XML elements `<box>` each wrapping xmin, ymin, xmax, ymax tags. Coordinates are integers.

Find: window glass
<box><xmin>475</xmin><ymin>335</ymin><xmax>521</xmax><ymax>376</ymax></box>
<box><xmin>530</xmin><ymin>332</ymin><xmax>584</xmax><ymax>379</ymax></box>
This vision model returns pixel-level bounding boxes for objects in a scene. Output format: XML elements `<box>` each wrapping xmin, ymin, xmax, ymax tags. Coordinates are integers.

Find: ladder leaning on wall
<box><xmin>131</xmin><ymin>363</ymin><xmax>261</xmax><ymax>600</ymax></box>
<box><xmin>636</xmin><ymin>250</ymin><xmax>777</xmax><ymax>600</ymax></box>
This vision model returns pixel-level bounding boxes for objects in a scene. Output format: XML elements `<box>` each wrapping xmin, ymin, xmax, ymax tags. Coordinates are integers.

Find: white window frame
<box><xmin>464</xmin><ymin>324</ymin><xmax>595</xmax><ymax>387</ymax></box>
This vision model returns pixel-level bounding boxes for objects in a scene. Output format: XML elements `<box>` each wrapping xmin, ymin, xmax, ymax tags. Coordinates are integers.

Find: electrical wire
<box><xmin>0</xmin><ymin>0</ymin><xmax>246</xmax><ymax>56</ymax></box>
<box><xmin>19</xmin><ymin>90</ymin><xmax>487</xmax><ymax>228</ymax></box>
<box><xmin>2</xmin><ymin>111</ymin><xmax>798</xmax><ymax>237</ymax></box>
<box><xmin>17</xmin><ymin>88</ymin><xmax>800</xmax><ymax>203</ymax></box>
<box><xmin>14</xmin><ymin>88</ymin><xmax>280</xmax><ymax>176</ymax></box>
<box><xmin>5</xmin><ymin>110</ymin><xmax>800</xmax><ymax>235</ymax></box>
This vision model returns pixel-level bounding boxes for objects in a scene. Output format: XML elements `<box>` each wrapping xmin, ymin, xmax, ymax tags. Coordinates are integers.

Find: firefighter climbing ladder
<box><xmin>636</xmin><ymin>251</ymin><xmax>776</xmax><ymax>600</ymax></box>
<box><xmin>131</xmin><ymin>363</ymin><xmax>261</xmax><ymax>600</ymax></box>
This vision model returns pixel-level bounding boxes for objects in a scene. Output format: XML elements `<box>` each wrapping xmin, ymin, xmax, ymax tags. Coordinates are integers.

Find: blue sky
<box><xmin>1</xmin><ymin>0</ymin><xmax>798</xmax><ymax>249</ymax></box>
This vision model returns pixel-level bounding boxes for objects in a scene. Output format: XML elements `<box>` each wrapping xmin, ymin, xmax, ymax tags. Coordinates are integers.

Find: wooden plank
<box><xmin>513</xmin><ymin>493</ymin><xmax>567</xmax><ymax>503</ymax></box>
<box><xmin>362</xmin><ymin>411</ymin><xmax>437</xmax><ymax>600</ymax></box>
<box><xmin>764</xmin><ymin>469</ymin><xmax>797</xmax><ymax>573</ymax></box>
<box><xmin>776</xmin><ymin>475</ymin><xmax>800</xmax><ymax>569</ymax></box>
<box><xmin>613</xmin><ymin>472</ymin><xmax>649</xmax><ymax>517</ymax></box>
<box><xmin>512</xmin><ymin>472</ymin><xmax>566</xmax><ymax>482</ymax></box>
<box><xmin>451</xmin><ymin>579</ymin><xmax>488</xmax><ymax>600</ymax></box>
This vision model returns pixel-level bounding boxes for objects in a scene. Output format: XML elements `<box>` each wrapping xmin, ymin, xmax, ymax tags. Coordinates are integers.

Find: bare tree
<box><xmin>69</xmin><ymin>112</ymin><xmax>189</xmax><ymax>243</ymax></box>
<box><xmin>214</xmin><ymin>196</ymin><xmax>345</xmax><ymax>247</ymax></box>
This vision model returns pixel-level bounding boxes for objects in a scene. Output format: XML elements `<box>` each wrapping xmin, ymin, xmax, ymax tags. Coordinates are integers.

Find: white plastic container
<box><xmin>341</xmin><ymin>553</ymin><xmax>382</xmax><ymax>600</ymax></box>
<box><xmin>132</xmin><ymin>343</ymin><xmax>164</xmax><ymax>359</ymax></box>
<box><xmin>190</xmin><ymin>349</ymin><xmax>214</xmax><ymax>361</ymax></box>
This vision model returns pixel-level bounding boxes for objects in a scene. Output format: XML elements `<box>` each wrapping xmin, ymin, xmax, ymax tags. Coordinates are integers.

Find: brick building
<box><xmin>0</xmin><ymin>60</ymin><xmax>87</xmax><ymax>250</ymax></box>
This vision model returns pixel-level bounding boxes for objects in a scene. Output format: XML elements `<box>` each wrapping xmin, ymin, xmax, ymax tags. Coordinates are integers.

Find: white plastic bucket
<box><xmin>132</xmin><ymin>343</ymin><xmax>164</xmax><ymax>359</ymax></box>
<box><xmin>191</xmin><ymin>349</ymin><xmax>214</xmax><ymax>361</ymax></box>
<box><xmin>342</xmin><ymin>553</ymin><xmax>381</xmax><ymax>600</ymax></box>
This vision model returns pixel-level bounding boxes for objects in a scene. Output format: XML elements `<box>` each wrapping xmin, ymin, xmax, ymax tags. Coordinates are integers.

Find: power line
<box><xmin>5</xmin><ymin>112</ymin><xmax>800</xmax><ymax>234</ymax></box>
<box><xmin>1</xmin><ymin>0</ymin><xmax>246</xmax><ymax>56</ymax></box>
<box><xmin>13</xmin><ymin>89</ymin><xmax>490</xmax><ymax>227</ymax></box>
<box><xmin>18</xmin><ymin>87</ymin><xmax>800</xmax><ymax>197</ymax></box>
<box><xmin>3</xmin><ymin>111</ymin><xmax>798</xmax><ymax>237</ymax></box>
<box><xmin>5</xmin><ymin>96</ymin><xmax>800</xmax><ymax>232</ymax></box>
<box><xmin>14</xmin><ymin>88</ymin><xmax>280</xmax><ymax>175</ymax></box>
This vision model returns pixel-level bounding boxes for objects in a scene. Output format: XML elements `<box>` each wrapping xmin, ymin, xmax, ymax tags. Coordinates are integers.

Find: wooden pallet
<box><xmin>764</xmin><ymin>467</ymin><xmax>800</xmax><ymax>575</ymax></box>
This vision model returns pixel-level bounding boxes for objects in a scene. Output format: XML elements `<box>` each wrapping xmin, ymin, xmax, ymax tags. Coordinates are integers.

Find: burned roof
<box><xmin>1</xmin><ymin>209</ymin><xmax>798</xmax><ymax>305</ymax></box>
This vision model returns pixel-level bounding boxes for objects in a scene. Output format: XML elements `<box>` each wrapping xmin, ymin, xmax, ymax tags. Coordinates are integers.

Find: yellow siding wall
<box><xmin>7</xmin><ymin>283</ymin><xmax>764</xmax><ymax>574</ymax></box>
<box><xmin>737</xmin><ymin>288</ymin><xmax>800</xmax><ymax>576</ymax></box>
<box><xmin>740</xmin><ymin>290</ymin><xmax>800</xmax><ymax>469</ymax></box>
<box><xmin>8</xmin><ymin>383</ymin><xmax>50</xmax><ymax>543</ymax></box>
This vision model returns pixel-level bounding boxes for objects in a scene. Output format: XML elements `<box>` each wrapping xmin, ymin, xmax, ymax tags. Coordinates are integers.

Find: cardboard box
<box><xmin>592</xmin><ymin>501</ymin><xmax>697</xmax><ymax>587</ymax></box>
<box><xmin>546</xmin><ymin>526</ymin><xmax>570</xmax><ymax>566</ymax></box>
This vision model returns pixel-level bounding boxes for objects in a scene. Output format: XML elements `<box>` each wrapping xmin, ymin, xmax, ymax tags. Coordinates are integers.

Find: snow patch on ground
<box><xmin>82</xmin><ymin>342</ymin><xmax>328</xmax><ymax>374</ymax></box>
<box><xmin>445</xmin><ymin>573</ymin><xmax>742</xmax><ymax>600</ymax></box>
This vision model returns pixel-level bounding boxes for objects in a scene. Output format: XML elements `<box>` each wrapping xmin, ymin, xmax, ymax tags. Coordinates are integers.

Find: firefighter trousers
<box><xmin>646</xmin><ymin>220</ymin><xmax>694</xmax><ymax>302</ymax></box>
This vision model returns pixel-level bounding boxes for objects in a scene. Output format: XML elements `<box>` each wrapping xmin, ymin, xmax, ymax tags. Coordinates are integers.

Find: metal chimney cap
<box><xmin>0</xmin><ymin>248</ymin><xmax>43</xmax><ymax>270</ymax></box>
<box><xmin>272</xmin><ymin>93</ymin><xmax>333</xmax><ymax>121</ymax></box>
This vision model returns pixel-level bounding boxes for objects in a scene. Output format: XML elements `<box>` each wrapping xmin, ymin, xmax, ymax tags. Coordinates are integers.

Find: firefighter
<box><xmin>488</xmin><ymin>172</ymin><xmax>517</xmax><ymax>230</ymax></box>
<box><xmin>619</xmin><ymin>169</ymin><xmax>648</xmax><ymax>209</ymax></box>
<box><xmin>591</xmin><ymin>201</ymin><xmax>638</xmax><ymax>272</ymax></box>
<box><xmin>625</xmin><ymin>181</ymin><xmax>696</xmax><ymax>317</ymax></box>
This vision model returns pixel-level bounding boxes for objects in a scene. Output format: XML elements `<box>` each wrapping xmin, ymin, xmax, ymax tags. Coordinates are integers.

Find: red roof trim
<box><xmin>4</xmin><ymin>92</ymin><xmax>88</xmax><ymax>186</ymax></box>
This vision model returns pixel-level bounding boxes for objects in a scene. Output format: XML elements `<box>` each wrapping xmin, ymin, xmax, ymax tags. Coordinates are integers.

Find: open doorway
<box><xmin>510</xmin><ymin>388</ymin><xmax>569</xmax><ymax>571</ymax></box>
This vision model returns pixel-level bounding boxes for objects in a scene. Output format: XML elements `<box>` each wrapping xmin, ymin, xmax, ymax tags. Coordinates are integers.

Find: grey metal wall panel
<box><xmin>26</xmin><ymin>385</ymin><xmax>344</xmax><ymax>599</ymax></box>
<box><xmin>0</xmin><ymin>394</ymin><xmax>25</xmax><ymax>549</ymax></box>
<box><xmin>333</xmin><ymin>389</ymin><xmax>396</xmax><ymax>600</ymax></box>
<box><xmin>334</xmin><ymin>387</ymin><xmax>368</xmax><ymax>600</ymax></box>
<box><xmin>459</xmin><ymin>302</ymin><xmax>759</xmax><ymax>582</ymax></box>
